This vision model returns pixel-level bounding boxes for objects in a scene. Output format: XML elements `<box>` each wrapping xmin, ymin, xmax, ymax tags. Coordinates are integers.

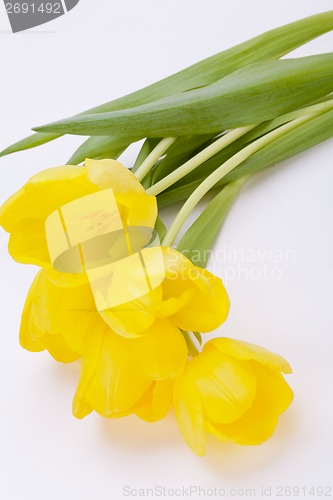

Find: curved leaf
<box><xmin>177</xmin><ymin>178</ymin><xmax>247</xmax><ymax>267</ymax></box>
<box><xmin>67</xmin><ymin>136</ymin><xmax>134</xmax><ymax>164</ymax></box>
<box><xmin>35</xmin><ymin>55</ymin><xmax>333</xmax><ymax>137</ymax></box>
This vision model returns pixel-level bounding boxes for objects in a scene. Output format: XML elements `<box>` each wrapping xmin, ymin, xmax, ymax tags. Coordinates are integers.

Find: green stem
<box><xmin>182</xmin><ymin>331</ymin><xmax>200</xmax><ymax>358</ymax></box>
<box><xmin>134</xmin><ymin>137</ymin><xmax>176</xmax><ymax>181</ymax></box>
<box><xmin>163</xmin><ymin>111</ymin><xmax>321</xmax><ymax>246</ymax></box>
<box><xmin>146</xmin><ymin>125</ymin><xmax>256</xmax><ymax>196</ymax></box>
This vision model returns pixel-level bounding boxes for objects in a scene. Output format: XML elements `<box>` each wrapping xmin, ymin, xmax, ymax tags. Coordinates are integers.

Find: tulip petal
<box><xmin>209</xmin><ymin>337</ymin><xmax>292</xmax><ymax>374</ymax></box>
<box><xmin>85</xmin><ymin>158</ymin><xmax>145</xmax><ymax>194</ymax></box>
<box><xmin>116</xmin><ymin>192</ymin><xmax>157</xmax><ymax>230</ymax></box>
<box><xmin>0</xmin><ymin>166</ymin><xmax>96</xmax><ymax>266</ymax></box>
<box><xmin>251</xmin><ymin>362</ymin><xmax>294</xmax><ymax>416</ymax></box>
<box><xmin>135</xmin><ymin>380</ymin><xmax>174</xmax><ymax>422</ymax></box>
<box><xmin>128</xmin><ymin>319</ymin><xmax>188</xmax><ymax>380</ymax></box>
<box><xmin>86</xmin><ymin>159</ymin><xmax>158</xmax><ymax>229</ymax></box>
<box><xmin>99</xmin><ymin>286</ymin><xmax>163</xmax><ymax>338</ymax></box>
<box><xmin>174</xmin><ymin>372</ymin><xmax>207</xmax><ymax>456</ymax></box>
<box><xmin>8</xmin><ymin>219</ymin><xmax>51</xmax><ymax>266</ymax></box>
<box><xmin>157</xmin><ymin>289</ymin><xmax>194</xmax><ymax>318</ymax></box>
<box><xmin>73</xmin><ymin>327</ymin><xmax>151</xmax><ymax>418</ymax></box>
<box><xmin>40</xmin><ymin>334</ymin><xmax>80</xmax><ymax>363</ymax></box>
<box><xmin>20</xmin><ymin>273</ymin><xmax>48</xmax><ymax>353</ymax></box>
<box><xmin>195</xmin><ymin>346</ymin><xmax>257</xmax><ymax>424</ymax></box>
<box><xmin>169</xmin><ymin>269</ymin><xmax>229</xmax><ymax>333</ymax></box>
<box><xmin>20</xmin><ymin>270</ymin><xmax>100</xmax><ymax>360</ymax></box>
<box><xmin>161</xmin><ymin>247</ymin><xmax>230</xmax><ymax>332</ymax></box>
<box><xmin>206</xmin><ymin>411</ymin><xmax>278</xmax><ymax>446</ymax></box>
<box><xmin>47</xmin><ymin>267</ymin><xmax>89</xmax><ymax>288</ymax></box>
<box><xmin>0</xmin><ymin>166</ymin><xmax>95</xmax><ymax>232</ymax></box>
<box><xmin>20</xmin><ymin>272</ymin><xmax>80</xmax><ymax>362</ymax></box>
<box><xmin>206</xmin><ymin>363</ymin><xmax>293</xmax><ymax>445</ymax></box>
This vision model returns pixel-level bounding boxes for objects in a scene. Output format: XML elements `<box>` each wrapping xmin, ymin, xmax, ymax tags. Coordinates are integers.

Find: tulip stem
<box><xmin>182</xmin><ymin>331</ymin><xmax>201</xmax><ymax>357</ymax></box>
<box><xmin>134</xmin><ymin>137</ymin><xmax>176</xmax><ymax>181</ymax></box>
<box><xmin>146</xmin><ymin>125</ymin><xmax>256</xmax><ymax>196</ymax></box>
<box><xmin>163</xmin><ymin>111</ymin><xmax>323</xmax><ymax>246</ymax></box>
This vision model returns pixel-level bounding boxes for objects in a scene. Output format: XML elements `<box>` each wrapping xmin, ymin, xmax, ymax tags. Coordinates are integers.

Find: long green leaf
<box><xmin>158</xmin><ymin>108</ymin><xmax>333</xmax><ymax>207</ymax></box>
<box><xmin>67</xmin><ymin>136</ymin><xmax>136</xmax><ymax>164</ymax></box>
<box><xmin>158</xmin><ymin>180</ymin><xmax>203</xmax><ymax>208</ymax></box>
<box><xmin>3</xmin><ymin>11</ymin><xmax>333</xmax><ymax>156</ymax></box>
<box><xmin>177</xmin><ymin>178</ymin><xmax>247</xmax><ymax>267</ymax></box>
<box><xmin>88</xmin><ymin>10</ymin><xmax>333</xmax><ymax>113</ymax></box>
<box><xmin>154</xmin><ymin>216</ymin><xmax>167</xmax><ymax>243</ymax></box>
<box><xmin>35</xmin><ymin>55</ymin><xmax>333</xmax><ymax>137</ymax></box>
<box><xmin>0</xmin><ymin>132</ymin><xmax>61</xmax><ymax>157</ymax></box>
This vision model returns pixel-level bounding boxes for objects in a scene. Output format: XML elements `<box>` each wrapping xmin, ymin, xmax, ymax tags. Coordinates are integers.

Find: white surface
<box><xmin>1</xmin><ymin>1</ymin><xmax>333</xmax><ymax>499</ymax></box>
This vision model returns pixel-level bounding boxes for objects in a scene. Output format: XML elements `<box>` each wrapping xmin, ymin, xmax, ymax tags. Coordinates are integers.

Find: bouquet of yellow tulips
<box><xmin>1</xmin><ymin>11</ymin><xmax>333</xmax><ymax>456</ymax></box>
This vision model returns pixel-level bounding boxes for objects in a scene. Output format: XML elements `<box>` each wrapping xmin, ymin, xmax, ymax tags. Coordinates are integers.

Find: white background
<box><xmin>1</xmin><ymin>1</ymin><xmax>333</xmax><ymax>499</ymax></box>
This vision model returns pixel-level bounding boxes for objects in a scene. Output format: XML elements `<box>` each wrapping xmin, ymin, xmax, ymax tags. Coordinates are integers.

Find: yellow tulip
<box><xmin>72</xmin><ymin>325</ymin><xmax>178</xmax><ymax>420</ymax></box>
<box><xmin>174</xmin><ymin>337</ymin><xmax>293</xmax><ymax>456</ymax></box>
<box><xmin>98</xmin><ymin>246</ymin><xmax>230</xmax><ymax>338</ymax></box>
<box><xmin>20</xmin><ymin>269</ymin><xmax>187</xmax><ymax>419</ymax></box>
<box><xmin>0</xmin><ymin>158</ymin><xmax>157</xmax><ymax>272</ymax></box>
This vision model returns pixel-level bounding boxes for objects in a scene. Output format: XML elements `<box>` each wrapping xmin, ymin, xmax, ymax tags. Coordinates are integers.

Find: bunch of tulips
<box><xmin>1</xmin><ymin>11</ymin><xmax>333</xmax><ymax>455</ymax></box>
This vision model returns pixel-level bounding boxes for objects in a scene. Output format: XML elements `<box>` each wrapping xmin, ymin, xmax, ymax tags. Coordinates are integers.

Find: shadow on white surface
<box><xmin>98</xmin><ymin>411</ymin><xmax>182</xmax><ymax>454</ymax></box>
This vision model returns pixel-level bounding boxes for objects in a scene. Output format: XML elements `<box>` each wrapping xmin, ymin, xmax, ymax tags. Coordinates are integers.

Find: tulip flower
<box><xmin>174</xmin><ymin>338</ymin><xmax>293</xmax><ymax>456</ymax></box>
<box><xmin>72</xmin><ymin>322</ymin><xmax>180</xmax><ymax>420</ymax></box>
<box><xmin>96</xmin><ymin>246</ymin><xmax>229</xmax><ymax>338</ymax></box>
<box><xmin>0</xmin><ymin>158</ymin><xmax>157</xmax><ymax>275</ymax></box>
<box><xmin>20</xmin><ymin>269</ymin><xmax>187</xmax><ymax>419</ymax></box>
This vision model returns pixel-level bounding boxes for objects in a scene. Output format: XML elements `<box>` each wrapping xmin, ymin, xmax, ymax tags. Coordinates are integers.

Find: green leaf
<box><xmin>0</xmin><ymin>132</ymin><xmax>61</xmax><ymax>157</ymax></box>
<box><xmin>158</xmin><ymin>181</ymin><xmax>201</xmax><ymax>208</ymax></box>
<box><xmin>35</xmin><ymin>55</ymin><xmax>333</xmax><ymax>137</ymax></box>
<box><xmin>149</xmin><ymin>216</ymin><xmax>167</xmax><ymax>246</ymax></box>
<box><xmin>192</xmin><ymin>332</ymin><xmax>203</xmax><ymax>346</ymax></box>
<box><xmin>4</xmin><ymin>11</ymin><xmax>333</xmax><ymax>157</ymax></box>
<box><xmin>158</xmin><ymin>108</ymin><xmax>333</xmax><ymax>207</ymax></box>
<box><xmin>90</xmin><ymin>11</ymin><xmax>333</xmax><ymax>113</ymax></box>
<box><xmin>154</xmin><ymin>216</ymin><xmax>167</xmax><ymax>243</ymax></box>
<box><xmin>177</xmin><ymin>179</ymin><xmax>247</xmax><ymax>267</ymax></box>
<box><xmin>67</xmin><ymin>135</ymin><xmax>136</xmax><ymax>164</ymax></box>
